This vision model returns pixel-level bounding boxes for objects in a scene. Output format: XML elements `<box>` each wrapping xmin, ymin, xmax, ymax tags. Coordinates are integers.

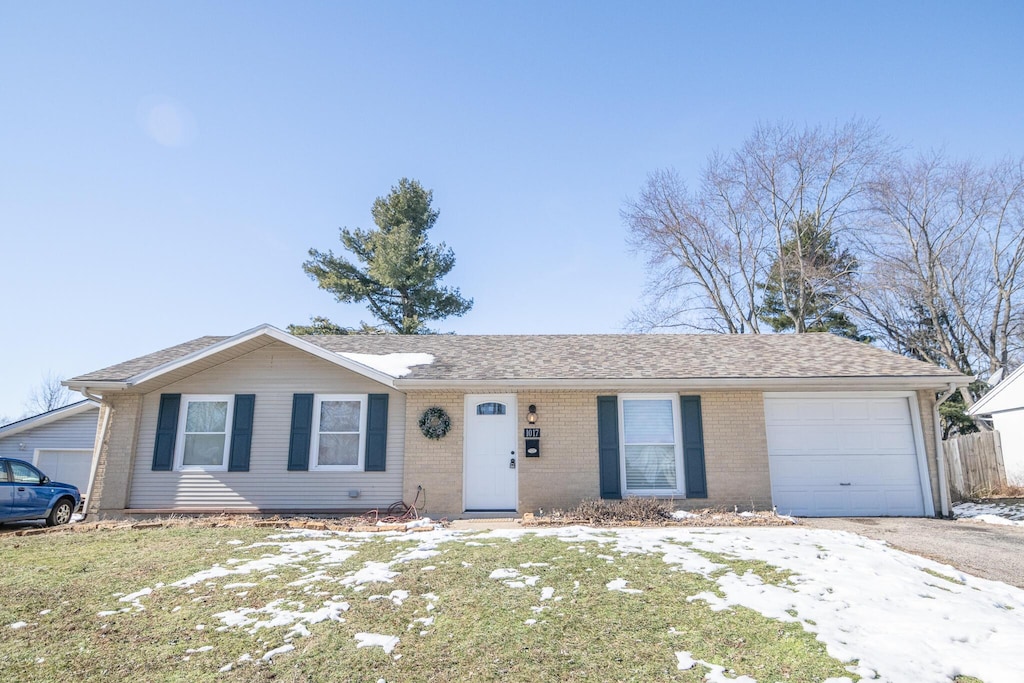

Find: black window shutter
<box><xmin>288</xmin><ymin>393</ymin><xmax>314</xmax><ymax>471</ymax></box>
<box><xmin>228</xmin><ymin>394</ymin><xmax>255</xmax><ymax>472</ymax></box>
<box><xmin>364</xmin><ymin>393</ymin><xmax>389</xmax><ymax>472</ymax></box>
<box><xmin>680</xmin><ymin>395</ymin><xmax>708</xmax><ymax>498</ymax></box>
<box><xmin>152</xmin><ymin>394</ymin><xmax>181</xmax><ymax>471</ymax></box>
<box><xmin>597</xmin><ymin>396</ymin><xmax>621</xmax><ymax>499</ymax></box>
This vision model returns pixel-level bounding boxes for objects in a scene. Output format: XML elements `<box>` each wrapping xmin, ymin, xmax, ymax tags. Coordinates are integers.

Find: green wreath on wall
<box><xmin>419</xmin><ymin>406</ymin><xmax>452</xmax><ymax>440</ymax></box>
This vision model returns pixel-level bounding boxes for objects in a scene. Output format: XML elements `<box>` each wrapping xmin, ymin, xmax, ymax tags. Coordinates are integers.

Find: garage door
<box><xmin>764</xmin><ymin>394</ymin><xmax>929</xmax><ymax>517</ymax></box>
<box><xmin>35</xmin><ymin>449</ymin><xmax>94</xmax><ymax>496</ymax></box>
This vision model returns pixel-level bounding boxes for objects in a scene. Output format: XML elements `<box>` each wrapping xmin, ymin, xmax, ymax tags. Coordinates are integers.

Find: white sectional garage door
<box><xmin>35</xmin><ymin>449</ymin><xmax>94</xmax><ymax>496</ymax></box>
<box><xmin>764</xmin><ymin>394</ymin><xmax>929</xmax><ymax>517</ymax></box>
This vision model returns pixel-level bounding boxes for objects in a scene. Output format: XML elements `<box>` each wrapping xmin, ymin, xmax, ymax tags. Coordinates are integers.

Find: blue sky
<box><xmin>1</xmin><ymin>1</ymin><xmax>1022</xmax><ymax>420</ymax></box>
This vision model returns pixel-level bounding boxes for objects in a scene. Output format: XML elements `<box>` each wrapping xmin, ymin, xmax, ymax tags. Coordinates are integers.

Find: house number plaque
<box><xmin>523</xmin><ymin>428</ymin><xmax>540</xmax><ymax>438</ymax></box>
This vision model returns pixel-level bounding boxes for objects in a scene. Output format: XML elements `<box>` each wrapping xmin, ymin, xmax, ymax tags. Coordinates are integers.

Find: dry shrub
<box><xmin>565</xmin><ymin>498</ymin><xmax>675</xmax><ymax>525</ymax></box>
<box><xmin>965</xmin><ymin>483</ymin><xmax>1024</xmax><ymax>500</ymax></box>
<box><xmin>533</xmin><ymin>498</ymin><xmax>797</xmax><ymax>527</ymax></box>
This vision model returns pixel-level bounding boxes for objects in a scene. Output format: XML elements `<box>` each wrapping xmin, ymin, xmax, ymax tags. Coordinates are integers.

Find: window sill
<box><xmin>309</xmin><ymin>465</ymin><xmax>364</xmax><ymax>472</ymax></box>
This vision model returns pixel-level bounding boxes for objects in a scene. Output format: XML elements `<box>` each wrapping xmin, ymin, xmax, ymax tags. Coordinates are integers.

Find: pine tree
<box><xmin>759</xmin><ymin>213</ymin><xmax>866</xmax><ymax>340</ymax></box>
<box><xmin>298</xmin><ymin>179</ymin><xmax>473</xmax><ymax>334</ymax></box>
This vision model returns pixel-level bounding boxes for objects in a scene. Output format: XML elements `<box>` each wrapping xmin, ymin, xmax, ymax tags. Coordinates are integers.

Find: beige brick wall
<box><xmin>87</xmin><ymin>393</ymin><xmax>143</xmax><ymax>517</ymax></box>
<box><xmin>402</xmin><ymin>389</ymin><xmax>774</xmax><ymax>515</ymax></box>
<box><xmin>516</xmin><ymin>391</ymin><xmax>601</xmax><ymax>513</ymax></box>
<box><xmin>403</xmin><ymin>391</ymin><xmax>466</xmax><ymax>515</ymax></box>
<box><xmin>694</xmin><ymin>391</ymin><xmax>774</xmax><ymax>511</ymax></box>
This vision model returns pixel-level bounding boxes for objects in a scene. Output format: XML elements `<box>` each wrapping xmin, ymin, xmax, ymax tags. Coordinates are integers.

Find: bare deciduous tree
<box><xmin>24</xmin><ymin>371</ymin><xmax>76</xmax><ymax>415</ymax></box>
<box><xmin>852</xmin><ymin>153</ymin><xmax>1024</xmax><ymax>393</ymax></box>
<box><xmin>624</xmin><ymin>120</ymin><xmax>886</xmax><ymax>333</ymax></box>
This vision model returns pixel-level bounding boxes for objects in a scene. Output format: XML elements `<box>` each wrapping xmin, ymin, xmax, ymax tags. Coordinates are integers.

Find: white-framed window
<box><xmin>174</xmin><ymin>395</ymin><xmax>234</xmax><ymax>471</ymax></box>
<box><xmin>618</xmin><ymin>394</ymin><xmax>685</xmax><ymax>495</ymax></box>
<box><xmin>311</xmin><ymin>394</ymin><xmax>367</xmax><ymax>471</ymax></box>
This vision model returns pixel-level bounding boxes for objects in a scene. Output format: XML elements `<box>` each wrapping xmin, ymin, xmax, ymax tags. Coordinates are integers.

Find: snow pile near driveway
<box><xmin>954</xmin><ymin>500</ymin><xmax>1024</xmax><ymax>526</ymax></box>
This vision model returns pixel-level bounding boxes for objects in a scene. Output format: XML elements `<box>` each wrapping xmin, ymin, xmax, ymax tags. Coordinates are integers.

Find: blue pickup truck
<box><xmin>1</xmin><ymin>457</ymin><xmax>82</xmax><ymax>526</ymax></box>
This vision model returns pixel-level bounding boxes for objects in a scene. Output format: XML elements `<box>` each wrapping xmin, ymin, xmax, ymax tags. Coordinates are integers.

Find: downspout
<box><xmin>80</xmin><ymin>388</ymin><xmax>110</xmax><ymax>519</ymax></box>
<box><xmin>933</xmin><ymin>382</ymin><xmax>960</xmax><ymax>518</ymax></box>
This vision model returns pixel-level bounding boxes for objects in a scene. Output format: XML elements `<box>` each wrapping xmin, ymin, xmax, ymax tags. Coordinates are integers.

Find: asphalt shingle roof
<box><xmin>71</xmin><ymin>336</ymin><xmax>229</xmax><ymax>382</ymax></box>
<box><xmin>69</xmin><ymin>332</ymin><xmax>963</xmax><ymax>383</ymax></box>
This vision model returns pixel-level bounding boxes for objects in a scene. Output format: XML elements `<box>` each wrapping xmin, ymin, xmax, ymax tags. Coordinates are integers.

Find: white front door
<box><xmin>464</xmin><ymin>394</ymin><xmax>518</xmax><ymax>511</ymax></box>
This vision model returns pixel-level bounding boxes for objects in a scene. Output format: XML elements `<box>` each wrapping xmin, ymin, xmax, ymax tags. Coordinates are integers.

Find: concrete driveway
<box><xmin>804</xmin><ymin>516</ymin><xmax>1024</xmax><ymax>589</ymax></box>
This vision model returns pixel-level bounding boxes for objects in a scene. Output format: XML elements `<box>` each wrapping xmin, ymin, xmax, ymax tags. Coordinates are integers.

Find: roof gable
<box><xmin>64</xmin><ymin>324</ymin><xmax>408</xmax><ymax>390</ymax></box>
<box><xmin>0</xmin><ymin>400</ymin><xmax>99</xmax><ymax>439</ymax></box>
<box><xmin>968</xmin><ymin>364</ymin><xmax>1024</xmax><ymax>415</ymax></box>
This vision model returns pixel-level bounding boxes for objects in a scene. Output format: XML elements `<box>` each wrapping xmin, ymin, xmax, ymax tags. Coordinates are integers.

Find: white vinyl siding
<box><xmin>0</xmin><ymin>408</ymin><xmax>99</xmax><ymax>459</ymax></box>
<box><xmin>128</xmin><ymin>342</ymin><xmax>405</xmax><ymax>510</ymax></box>
<box><xmin>618</xmin><ymin>394</ymin><xmax>684</xmax><ymax>496</ymax></box>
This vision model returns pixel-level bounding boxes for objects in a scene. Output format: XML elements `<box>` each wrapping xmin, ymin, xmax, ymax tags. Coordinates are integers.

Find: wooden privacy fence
<box><xmin>944</xmin><ymin>431</ymin><xmax>1007</xmax><ymax>500</ymax></box>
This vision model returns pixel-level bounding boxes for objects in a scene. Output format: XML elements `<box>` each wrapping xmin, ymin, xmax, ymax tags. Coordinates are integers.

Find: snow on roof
<box><xmin>338</xmin><ymin>352</ymin><xmax>434</xmax><ymax>378</ymax></box>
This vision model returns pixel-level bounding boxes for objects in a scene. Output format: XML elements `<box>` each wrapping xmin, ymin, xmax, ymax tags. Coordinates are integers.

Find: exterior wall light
<box><xmin>527</xmin><ymin>404</ymin><xmax>538</xmax><ymax>424</ymax></box>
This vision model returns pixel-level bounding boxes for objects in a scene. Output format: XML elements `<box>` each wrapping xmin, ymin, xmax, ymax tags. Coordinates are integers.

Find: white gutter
<box><xmin>63</xmin><ymin>380</ymin><xmax>129</xmax><ymax>391</ymax></box>
<box><xmin>933</xmin><ymin>382</ymin><xmax>960</xmax><ymax>518</ymax></box>
<box><xmin>394</xmin><ymin>375</ymin><xmax>967</xmax><ymax>391</ymax></box>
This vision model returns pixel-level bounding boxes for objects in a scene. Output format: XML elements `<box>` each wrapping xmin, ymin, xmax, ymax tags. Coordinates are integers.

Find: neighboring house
<box><xmin>63</xmin><ymin>324</ymin><xmax>969</xmax><ymax>520</ymax></box>
<box><xmin>967</xmin><ymin>364</ymin><xmax>1024</xmax><ymax>484</ymax></box>
<box><xmin>0</xmin><ymin>400</ymin><xmax>100</xmax><ymax>498</ymax></box>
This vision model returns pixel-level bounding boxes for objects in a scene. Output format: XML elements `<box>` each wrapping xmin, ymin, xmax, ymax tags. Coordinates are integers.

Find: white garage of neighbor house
<box><xmin>0</xmin><ymin>401</ymin><xmax>100</xmax><ymax>499</ymax></box>
<box><xmin>968</xmin><ymin>364</ymin><xmax>1024</xmax><ymax>484</ymax></box>
<box><xmin>66</xmin><ymin>325</ymin><xmax>970</xmax><ymax>519</ymax></box>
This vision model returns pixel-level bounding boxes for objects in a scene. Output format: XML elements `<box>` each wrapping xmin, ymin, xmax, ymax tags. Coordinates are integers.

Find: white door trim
<box><xmin>463</xmin><ymin>394</ymin><xmax>518</xmax><ymax>511</ymax></box>
<box><xmin>763</xmin><ymin>391</ymin><xmax>935</xmax><ymax>517</ymax></box>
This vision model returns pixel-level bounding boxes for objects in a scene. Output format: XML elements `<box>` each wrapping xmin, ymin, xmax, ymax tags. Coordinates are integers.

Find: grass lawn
<box><xmin>0</xmin><ymin>524</ymin><xmax>851</xmax><ymax>682</ymax></box>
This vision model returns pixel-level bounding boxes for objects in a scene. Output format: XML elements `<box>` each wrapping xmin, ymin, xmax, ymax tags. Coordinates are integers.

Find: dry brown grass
<box><xmin>2</xmin><ymin>512</ymin><xmax>440</xmax><ymax>538</ymax></box>
<box><xmin>958</xmin><ymin>483</ymin><xmax>1024</xmax><ymax>500</ymax></box>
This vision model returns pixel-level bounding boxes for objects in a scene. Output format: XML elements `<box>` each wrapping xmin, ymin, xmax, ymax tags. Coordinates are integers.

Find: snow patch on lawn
<box><xmin>369</xmin><ymin>590</ymin><xmax>409</xmax><ymax>606</ymax></box>
<box><xmin>119</xmin><ymin>587</ymin><xmax>152</xmax><ymax>603</ymax></box>
<box><xmin>675</xmin><ymin>651</ymin><xmax>756</xmax><ymax>682</ymax></box>
<box><xmin>342</xmin><ymin>562</ymin><xmax>398</xmax><ymax>586</ymax></box>
<box><xmin>355</xmin><ymin>632</ymin><xmax>400</xmax><ymax>654</ymax></box>
<box><xmin>214</xmin><ymin>598</ymin><xmax>350</xmax><ymax>635</ymax></box>
<box><xmin>606</xmin><ymin>578</ymin><xmax>642</xmax><ymax>594</ymax></box>
<box><xmin>489</xmin><ymin>568</ymin><xmax>518</xmax><ymax>579</ymax></box>
<box><xmin>465</xmin><ymin>525</ymin><xmax>1024</xmax><ymax>683</ymax></box>
<box><xmin>262</xmin><ymin>644</ymin><xmax>294</xmax><ymax>661</ymax></box>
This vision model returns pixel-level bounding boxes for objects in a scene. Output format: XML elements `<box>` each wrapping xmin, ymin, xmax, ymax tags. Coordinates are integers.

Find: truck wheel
<box><xmin>46</xmin><ymin>498</ymin><xmax>74</xmax><ymax>526</ymax></box>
